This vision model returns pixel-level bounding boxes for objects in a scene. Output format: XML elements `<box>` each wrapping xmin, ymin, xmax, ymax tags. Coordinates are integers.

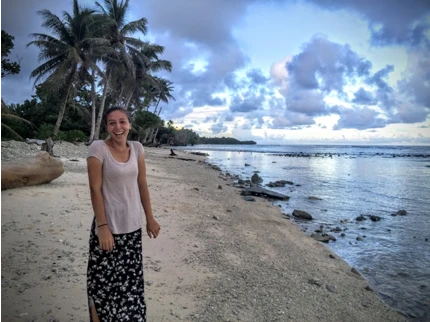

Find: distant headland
<box><xmin>198</xmin><ymin>137</ymin><xmax>257</xmax><ymax>145</ymax></box>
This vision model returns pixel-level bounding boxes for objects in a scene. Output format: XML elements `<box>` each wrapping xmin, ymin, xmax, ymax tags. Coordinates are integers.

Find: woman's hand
<box><xmin>146</xmin><ymin>218</ymin><xmax>160</xmax><ymax>239</ymax></box>
<box><xmin>98</xmin><ymin>226</ymin><xmax>115</xmax><ymax>251</ymax></box>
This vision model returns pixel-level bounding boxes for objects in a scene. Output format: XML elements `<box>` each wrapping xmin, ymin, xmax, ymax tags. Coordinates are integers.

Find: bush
<box><xmin>36</xmin><ymin>123</ymin><xmax>54</xmax><ymax>139</ymax></box>
<box><xmin>65</xmin><ymin>130</ymin><xmax>87</xmax><ymax>142</ymax></box>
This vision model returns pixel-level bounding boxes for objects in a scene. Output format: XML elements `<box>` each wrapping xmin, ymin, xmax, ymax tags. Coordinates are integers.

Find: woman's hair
<box><xmin>104</xmin><ymin>106</ymin><xmax>131</xmax><ymax>124</ymax></box>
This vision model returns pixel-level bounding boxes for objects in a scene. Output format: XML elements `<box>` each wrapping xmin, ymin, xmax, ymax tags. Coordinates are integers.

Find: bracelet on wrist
<box><xmin>98</xmin><ymin>223</ymin><xmax>108</xmax><ymax>228</ymax></box>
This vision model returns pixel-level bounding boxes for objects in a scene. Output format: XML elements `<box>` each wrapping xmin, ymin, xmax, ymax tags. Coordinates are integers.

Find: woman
<box><xmin>86</xmin><ymin>106</ymin><xmax>160</xmax><ymax>321</ymax></box>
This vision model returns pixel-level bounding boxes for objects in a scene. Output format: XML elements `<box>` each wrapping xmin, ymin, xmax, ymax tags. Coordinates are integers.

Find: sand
<box><xmin>1</xmin><ymin>146</ymin><xmax>408</xmax><ymax>321</ymax></box>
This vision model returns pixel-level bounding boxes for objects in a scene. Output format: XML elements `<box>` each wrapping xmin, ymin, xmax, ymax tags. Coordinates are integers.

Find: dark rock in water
<box><xmin>369</xmin><ymin>215</ymin><xmax>382</xmax><ymax>222</ymax></box>
<box><xmin>242</xmin><ymin>187</ymin><xmax>289</xmax><ymax>200</ymax></box>
<box><xmin>251</xmin><ymin>173</ymin><xmax>263</xmax><ymax>185</ymax></box>
<box><xmin>355</xmin><ymin>215</ymin><xmax>366</xmax><ymax>221</ymax></box>
<box><xmin>244</xmin><ymin>163</ymin><xmax>251</xmax><ymax>167</ymax></box>
<box><xmin>397</xmin><ymin>272</ymin><xmax>409</xmax><ymax>277</ymax></box>
<box><xmin>292</xmin><ymin>209</ymin><xmax>313</xmax><ymax>220</ymax></box>
<box><xmin>266</xmin><ymin>180</ymin><xmax>293</xmax><ymax>187</ymax></box>
<box><xmin>311</xmin><ymin>232</ymin><xmax>336</xmax><ymax>243</ymax></box>
<box><xmin>308</xmin><ymin>196</ymin><xmax>323</xmax><ymax>200</ymax></box>
<box><xmin>391</xmin><ymin>209</ymin><xmax>407</xmax><ymax>216</ymax></box>
<box><xmin>351</xmin><ymin>267</ymin><xmax>361</xmax><ymax>276</ymax></box>
<box><xmin>356</xmin><ymin>236</ymin><xmax>364</xmax><ymax>241</ymax></box>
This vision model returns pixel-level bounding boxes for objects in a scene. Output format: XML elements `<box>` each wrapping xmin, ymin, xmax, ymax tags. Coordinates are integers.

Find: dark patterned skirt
<box><xmin>87</xmin><ymin>219</ymin><xmax>146</xmax><ymax>321</ymax></box>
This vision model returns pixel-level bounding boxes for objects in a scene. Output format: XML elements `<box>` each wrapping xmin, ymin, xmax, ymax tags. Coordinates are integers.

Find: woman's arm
<box><xmin>137</xmin><ymin>154</ymin><xmax>160</xmax><ymax>238</ymax></box>
<box><xmin>87</xmin><ymin>157</ymin><xmax>114</xmax><ymax>250</ymax></box>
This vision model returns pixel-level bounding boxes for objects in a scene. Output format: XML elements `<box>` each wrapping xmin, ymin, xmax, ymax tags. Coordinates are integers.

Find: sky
<box><xmin>2</xmin><ymin>0</ymin><xmax>430</xmax><ymax>145</ymax></box>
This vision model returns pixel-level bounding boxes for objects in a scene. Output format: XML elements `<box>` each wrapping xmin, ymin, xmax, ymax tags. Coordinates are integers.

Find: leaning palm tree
<box><xmin>92</xmin><ymin>0</ymin><xmax>149</xmax><ymax>140</ymax></box>
<box><xmin>27</xmin><ymin>0</ymin><xmax>96</xmax><ymax>138</ymax></box>
<box><xmin>1</xmin><ymin>99</ymin><xmax>33</xmax><ymax>140</ymax></box>
<box><xmin>126</xmin><ymin>42</ymin><xmax>173</xmax><ymax>111</ymax></box>
<box><xmin>152</xmin><ymin>77</ymin><xmax>175</xmax><ymax>115</ymax></box>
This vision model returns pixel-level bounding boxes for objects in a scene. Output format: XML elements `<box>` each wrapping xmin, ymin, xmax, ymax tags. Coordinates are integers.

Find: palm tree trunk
<box><xmin>88</xmin><ymin>69</ymin><xmax>97</xmax><ymax>144</ymax></box>
<box><xmin>52</xmin><ymin>81</ymin><xmax>73</xmax><ymax>137</ymax></box>
<box><xmin>152</xmin><ymin>127</ymin><xmax>159</xmax><ymax>144</ymax></box>
<box><xmin>124</xmin><ymin>90</ymin><xmax>134</xmax><ymax>109</ymax></box>
<box><xmin>153</xmin><ymin>96</ymin><xmax>161</xmax><ymax>114</ymax></box>
<box><xmin>95</xmin><ymin>72</ymin><xmax>110</xmax><ymax>139</ymax></box>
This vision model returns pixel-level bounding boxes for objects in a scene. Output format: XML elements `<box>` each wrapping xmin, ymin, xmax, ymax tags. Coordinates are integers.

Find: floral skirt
<box><xmin>87</xmin><ymin>219</ymin><xmax>146</xmax><ymax>321</ymax></box>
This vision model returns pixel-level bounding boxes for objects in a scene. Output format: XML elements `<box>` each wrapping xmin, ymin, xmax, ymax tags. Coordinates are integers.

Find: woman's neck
<box><xmin>105</xmin><ymin>137</ymin><xmax>128</xmax><ymax>151</ymax></box>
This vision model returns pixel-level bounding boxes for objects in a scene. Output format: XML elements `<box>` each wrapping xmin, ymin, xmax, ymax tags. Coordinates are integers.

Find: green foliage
<box><xmin>1</xmin><ymin>30</ymin><xmax>21</xmax><ymax>77</ymax></box>
<box><xmin>133</xmin><ymin>110</ymin><xmax>163</xmax><ymax>129</ymax></box>
<box><xmin>64</xmin><ymin>129</ymin><xmax>87</xmax><ymax>142</ymax></box>
<box><xmin>1</xmin><ymin>100</ymin><xmax>33</xmax><ymax>140</ymax></box>
<box><xmin>173</xmin><ymin>128</ymin><xmax>200</xmax><ymax>146</ymax></box>
<box><xmin>36</xmin><ymin>123</ymin><xmax>55</xmax><ymax>139</ymax></box>
<box><xmin>198</xmin><ymin>137</ymin><xmax>257</xmax><ymax>145</ymax></box>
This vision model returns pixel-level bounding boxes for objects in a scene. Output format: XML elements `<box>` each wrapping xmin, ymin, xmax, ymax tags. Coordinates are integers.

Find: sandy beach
<box><xmin>1</xmin><ymin>142</ymin><xmax>408</xmax><ymax>322</ymax></box>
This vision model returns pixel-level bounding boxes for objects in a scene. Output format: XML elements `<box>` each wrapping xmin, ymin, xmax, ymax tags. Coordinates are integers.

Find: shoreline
<box><xmin>1</xmin><ymin>142</ymin><xmax>408</xmax><ymax>321</ymax></box>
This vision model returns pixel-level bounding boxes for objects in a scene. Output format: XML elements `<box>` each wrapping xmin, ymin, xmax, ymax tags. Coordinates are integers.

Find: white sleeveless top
<box><xmin>87</xmin><ymin>140</ymin><xmax>145</xmax><ymax>234</ymax></box>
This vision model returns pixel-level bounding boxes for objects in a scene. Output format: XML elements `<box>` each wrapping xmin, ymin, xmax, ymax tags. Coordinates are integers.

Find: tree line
<box><xmin>1</xmin><ymin>0</ymin><xmax>200</xmax><ymax>146</ymax></box>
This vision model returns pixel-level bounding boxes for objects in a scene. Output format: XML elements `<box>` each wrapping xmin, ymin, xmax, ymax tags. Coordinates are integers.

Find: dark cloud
<box><xmin>287</xmin><ymin>36</ymin><xmax>372</xmax><ymax>94</ymax></box>
<box><xmin>270</xmin><ymin>112</ymin><xmax>315</xmax><ymax>128</ymax></box>
<box><xmin>389</xmin><ymin>104</ymin><xmax>429</xmax><ymax>124</ymax></box>
<box><xmin>367</xmin><ymin>65</ymin><xmax>394</xmax><ymax>91</ymax></box>
<box><xmin>210</xmin><ymin>122</ymin><xmax>228</xmax><ymax>134</ymax></box>
<box><xmin>229</xmin><ymin>92</ymin><xmax>265</xmax><ymax>113</ymax></box>
<box><xmin>309</xmin><ymin>0</ymin><xmax>430</xmax><ymax>46</ymax></box>
<box><xmin>224</xmin><ymin>113</ymin><xmax>234</xmax><ymax>122</ymax></box>
<box><xmin>285</xmin><ymin>89</ymin><xmax>328</xmax><ymax>116</ymax></box>
<box><xmin>247</xmin><ymin>68</ymin><xmax>268</xmax><ymax>85</ymax></box>
<box><xmin>398</xmin><ymin>51</ymin><xmax>430</xmax><ymax>109</ymax></box>
<box><xmin>333</xmin><ymin>105</ymin><xmax>387</xmax><ymax>130</ymax></box>
<box><xmin>204</xmin><ymin>115</ymin><xmax>218</xmax><ymax>123</ymax></box>
<box><xmin>352</xmin><ymin>88</ymin><xmax>376</xmax><ymax>105</ymax></box>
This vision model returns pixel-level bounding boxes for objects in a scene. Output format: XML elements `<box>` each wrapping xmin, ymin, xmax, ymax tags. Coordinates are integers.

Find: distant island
<box><xmin>198</xmin><ymin>137</ymin><xmax>257</xmax><ymax>145</ymax></box>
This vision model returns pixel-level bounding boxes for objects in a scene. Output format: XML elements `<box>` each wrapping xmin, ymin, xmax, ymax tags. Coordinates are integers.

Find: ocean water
<box><xmin>177</xmin><ymin>144</ymin><xmax>430</xmax><ymax>321</ymax></box>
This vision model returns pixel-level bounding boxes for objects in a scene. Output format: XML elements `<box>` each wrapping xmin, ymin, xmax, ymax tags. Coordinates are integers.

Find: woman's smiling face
<box><xmin>106</xmin><ymin>110</ymin><xmax>131</xmax><ymax>142</ymax></box>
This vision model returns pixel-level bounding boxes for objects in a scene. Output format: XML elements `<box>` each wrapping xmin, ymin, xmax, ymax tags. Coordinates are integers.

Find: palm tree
<box><xmin>27</xmin><ymin>0</ymin><xmax>96</xmax><ymax>137</ymax></box>
<box><xmin>1</xmin><ymin>99</ymin><xmax>33</xmax><ymax>139</ymax></box>
<box><xmin>152</xmin><ymin>77</ymin><xmax>175</xmax><ymax>115</ymax></box>
<box><xmin>126</xmin><ymin>42</ymin><xmax>173</xmax><ymax>111</ymax></box>
<box><xmin>92</xmin><ymin>0</ymin><xmax>149</xmax><ymax>140</ymax></box>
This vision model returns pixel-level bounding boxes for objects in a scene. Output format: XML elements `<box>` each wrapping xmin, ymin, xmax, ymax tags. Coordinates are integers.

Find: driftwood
<box><xmin>241</xmin><ymin>186</ymin><xmax>290</xmax><ymax>200</ymax></box>
<box><xmin>1</xmin><ymin>152</ymin><xmax>64</xmax><ymax>190</ymax></box>
<box><xmin>41</xmin><ymin>137</ymin><xmax>54</xmax><ymax>155</ymax></box>
<box><xmin>170</xmin><ymin>149</ymin><xmax>177</xmax><ymax>156</ymax></box>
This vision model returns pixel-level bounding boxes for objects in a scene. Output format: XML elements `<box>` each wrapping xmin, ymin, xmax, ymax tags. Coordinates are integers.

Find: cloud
<box><xmin>333</xmin><ymin>105</ymin><xmax>387</xmax><ymax>130</ymax></box>
<box><xmin>352</xmin><ymin>88</ymin><xmax>376</xmax><ymax>105</ymax></box>
<box><xmin>270</xmin><ymin>112</ymin><xmax>315</xmax><ymax>129</ymax></box>
<box><xmin>286</xmin><ymin>36</ymin><xmax>372</xmax><ymax>94</ymax></box>
<box><xmin>389</xmin><ymin>103</ymin><xmax>429</xmax><ymax>124</ymax></box>
<box><xmin>210</xmin><ymin>122</ymin><xmax>228</xmax><ymax>134</ymax></box>
<box><xmin>308</xmin><ymin>0</ymin><xmax>430</xmax><ymax>46</ymax></box>
<box><xmin>247</xmin><ymin>68</ymin><xmax>268</xmax><ymax>85</ymax></box>
<box><xmin>398</xmin><ymin>49</ymin><xmax>430</xmax><ymax>109</ymax></box>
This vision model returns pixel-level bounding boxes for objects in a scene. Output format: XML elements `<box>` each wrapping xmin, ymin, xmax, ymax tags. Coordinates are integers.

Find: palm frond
<box><xmin>121</xmin><ymin>18</ymin><xmax>148</xmax><ymax>36</ymax></box>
